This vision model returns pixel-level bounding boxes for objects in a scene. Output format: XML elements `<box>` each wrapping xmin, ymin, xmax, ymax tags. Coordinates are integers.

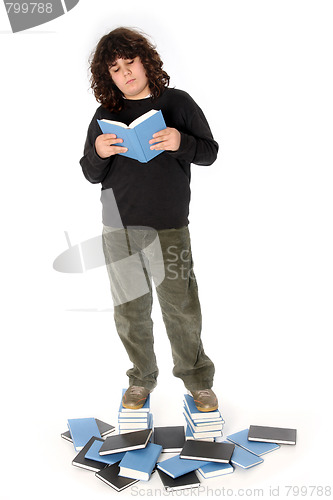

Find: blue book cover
<box><xmin>184</xmin><ymin>409</ymin><xmax>223</xmax><ymax>431</ymax></box>
<box><xmin>85</xmin><ymin>437</ymin><xmax>126</xmax><ymax>465</ymax></box>
<box><xmin>198</xmin><ymin>461</ymin><xmax>234</xmax><ymax>478</ymax></box>
<box><xmin>119</xmin><ymin>443</ymin><xmax>163</xmax><ymax>481</ymax></box>
<box><xmin>157</xmin><ymin>454</ymin><xmax>210</xmax><ymax>479</ymax></box>
<box><xmin>230</xmin><ymin>444</ymin><xmax>264</xmax><ymax>469</ymax></box>
<box><xmin>67</xmin><ymin>418</ymin><xmax>101</xmax><ymax>451</ymax></box>
<box><xmin>227</xmin><ymin>429</ymin><xmax>280</xmax><ymax>455</ymax></box>
<box><xmin>119</xmin><ymin>389</ymin><xmax>151</xmax><ymax>414</ymax></box>
<box><xmin>183</xmin><ymin>394</ymin><xmax>221</xmax><ymax>420</ymax></box>
<box><xmin>97</xmin><ymin>109</ymin><xmax>166</xmax><ymax>163</ymax></box>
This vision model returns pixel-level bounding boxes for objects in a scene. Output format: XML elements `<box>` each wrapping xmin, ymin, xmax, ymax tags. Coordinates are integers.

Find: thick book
<box><xmin>180</xmin><ymin>440</ymin><xmax>235</xmax><ymax>464</ymax></box>
<box><xmin>97</xmin><ymin>109</ymin><xmax>166</xmax><ymax>163</ymax></box>
<box><xmin>230</xmin><ymin>444</ymin><xmax>264</xmax><ymax>469</ymax></box>
<box><xmin>119</xmin><ymin>442</ymin><xmax>162</xmax><ymax>481</ymax></box>
<box><xmin>185</xmin><ymin>425</ymin><xmax>217</xmax><ymax>440</ymax></box>
<box><xmin>184</xmin><ymin>412</ymin><xmax>223</xmax><ymax>438</ymax></box>
<box><xmin>183</xmin><ymin>394</ymin><xmax>221</xmax><ymax>420</ymax></box>
<box><xmin>157</xmin><ymin>469</ymin><xmax>201</xmax><ymax>492</ymax></box>
<box><xmin>99</xmin><ymin>428</ymin><xmax>153</xmax><ymax>455</ymax></box>
<box><xmin>185</xmin><ymin>425</ymin><xmax>214</xmax><ymax>442</ymax></box>
<box><xmin>62</xmin><ymin>418</ymin><xmax>115</xmax><ymax>442</ymax></box>
<box><xmin>95</xmin><ymin>462</ymin><xmax>139</xmax><ymax>492</ymax></box>
<box><xmin>157</xmin><ymin>454</ymin><xmax>210</xmax><ymax>479</ymax></box>
<box><xmin>152</xmin><ymin>426</ymin><xmax>185</xmax><ymax>452</ymax></box>
<box><xmin>184</xmin><ymin>408</ymin><xmax>224</xmax><ymax>429</ymax></box>
<box><xmin>85</xmin><ymin>437</ymin><xmax>126</xmax><ymax>465</ymax></box>
<box><xmin>119</xmin><ymin>413</ymin><xmax>153</xmax><ymax>434</ymax></box>
<box><xmin>67</xmin><ymin>417</ymin><xmax>101</xmax><ymax>451</ymax></box>
<box><xmin>198</xmin><ymin>461</ymin><xmax>234</xmax><ymax>479</ymax></box>
<box><xmin>248</xmin><ymin>425</ymin><xmax>297</xmax><ymax>445</ymax></box>
<box><xmin>227</xmin><ymin>428</ymin><xmax>280</xmax><ymax>455</ymax></box>
<box><xmin>72</xmin><ymin>437</ymin><xmax>106</xmax><ymax>472</ymax></box>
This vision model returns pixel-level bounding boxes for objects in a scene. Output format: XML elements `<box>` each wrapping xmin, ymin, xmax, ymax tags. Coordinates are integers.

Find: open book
<box><xmin>97</xmin><ymin>109</ymin><xmax>166</xmax><ymax>163</ymax></box>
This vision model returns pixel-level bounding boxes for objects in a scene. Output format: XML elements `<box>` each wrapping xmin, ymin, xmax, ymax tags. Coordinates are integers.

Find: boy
<box><xmin>80</xmin><ymin>27</ymin><xmax>219</xmax><ymax>412</ymax></box>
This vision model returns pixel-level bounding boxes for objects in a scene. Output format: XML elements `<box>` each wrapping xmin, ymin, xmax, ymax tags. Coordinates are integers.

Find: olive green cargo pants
<box><xmin>102</xmin><ymin>225</ymin><xmax>215</xmax><ymax>392</ymax></box>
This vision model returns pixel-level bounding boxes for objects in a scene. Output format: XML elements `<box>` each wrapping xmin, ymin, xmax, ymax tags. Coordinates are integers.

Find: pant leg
<box><xmin>154</xmin><ymin>227</ymin><xmax>215</xmax><ymax>391</ymax></box>
<box><xmin>102</xmin><ymin>226</ymin><xmax>158</xmax><ymax>391</ymax></box>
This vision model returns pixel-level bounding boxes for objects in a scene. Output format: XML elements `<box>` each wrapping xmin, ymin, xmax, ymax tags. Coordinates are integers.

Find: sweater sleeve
<box><xmin>79</xmin><ymin>109</ymin><xmax>114</xmax><ymax>184</ymax></box>
<box><xmin>166</xmin><ymin>93</ymin><xmax>219</xmax><ymax>166</ymax></box>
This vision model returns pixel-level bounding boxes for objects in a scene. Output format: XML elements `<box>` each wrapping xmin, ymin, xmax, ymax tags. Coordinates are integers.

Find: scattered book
<box><xmin>180</xmin><ymin>440</ymin><xmax>235</xmax><ymax>464</ymax></box>
<box><xmin>248</xmin><ymin>425</ymin><xmax>297</xmax><ymax>445</ymax></box>
<box><xmin>61</xmin><ymin>418</ymin><xmax>115</xmax><ymax>442</ymax></box>
<box><xmin>119</xmin><ymin>442</ymin><xmax>162</xmax><ymax>481</ymax></box>
<box><xmin>95</xmin><ymin>462</ymin><xmax>139</xmax><ymax>492</ymax></box>
<box><xmin>184</xmin><ymin>394</ymin><xmax>221</xmax><ymax>420</ymax></box>
<box><xmin>67</xmin><ymin>417</ymin><xmax>101</xmax><ymax>451</ymax></box>
<box><xmin>85</xmin><ymin>437</ymin><xmax>126</xmax><ymax>465</ymax></box>
<box><xmin>198</xmin><ymin>461</ymin><xmax>234</xmax><ymax>479</ymax></box>
<box><xmin>230</xmin><ymin>444</ymin><xmax>264</xmax><ymax>469</ymax></box>
<box><xmin>99</xmin><ymin>428</ymin><xmax>153</xmax><ymax>456</ymax></box>
<box><xmin>157</xmin><ymin>454</ymin><xmax>210</xmax><ymax>479</ymax></box>
<box><xmin>97</xmin><ymin>109</ymin><xmax>166</xmax><ymax>163</ymax></box>
<box><xmin>157</xmin><ymin>469</ymin><xmax>201</xmax><ymax>492</ymax></box>
<box><xmin>152</xmin><ymin>426</ymin><xmax>185</xmax><ymax>452</ymax></box>
<box><xmin>72</xmin><ymin>437</ymin><xmax>106</xmax><ymax>472</ymax></box>
<box><xmin>227</xmin><ymin>428</ymin><xmax>280</xmax><ymax>455</ymax></box>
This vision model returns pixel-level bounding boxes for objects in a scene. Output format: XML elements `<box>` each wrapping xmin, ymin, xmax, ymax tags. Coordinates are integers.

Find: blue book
<box><xmin>198</xmin><ymin>461</ymin><xmax>234</xmax><ymax>479</ymax></box>
<box><xmin>183</xmin><ymin>394</ymin><xmax>221</xmax><ymax>420</ymax></box>
<box><xmin>157</xmin><ymin>454</ymin><xmax>210</xmax><ymax>479</ymax></box>
<box><xmin>67</xmin><ymin>418</ymin><xmax>101</xmax><ymax>451</ymax></box>
<box><xmin>97</xmin><ymin>109</ymin><xmax>166</xmax><ymax>163</ymax></box>
<box><xmin>230</xmin><ymin>445</ymin><xmax>264</xmax><ymax>469</ymax></box>
<box><xmin>227</xmin><ymin>428</ymin><xmax>280</xmax><ymax>456</ymax></box>
<box><xmin>85</xmin><ymin>437</ymin><xmax>126</xmax><ymax>465</ymax></box>
<box><xmin>119</xmin><ymin>443</ymin><xmax>162</xmax><ymax>481</ymax></box>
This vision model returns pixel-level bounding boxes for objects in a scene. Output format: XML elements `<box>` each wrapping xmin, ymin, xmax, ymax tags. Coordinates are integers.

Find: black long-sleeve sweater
<box><xmin>80</xmin><ymin>88</ymin><xmax>218</xmax><ymax>230</ymax></box>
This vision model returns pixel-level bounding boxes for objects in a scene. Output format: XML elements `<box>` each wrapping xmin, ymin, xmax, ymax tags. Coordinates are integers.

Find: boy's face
<box><xmin>108</xmin><ymin>56</ymin><xmax>150</xmax><ymax>100</ymax></box>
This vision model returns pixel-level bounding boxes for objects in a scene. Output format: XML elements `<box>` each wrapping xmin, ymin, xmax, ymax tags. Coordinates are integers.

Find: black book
<box><xmin>152</xmin><ymin>426</ymin><xmax>185</xmax><ymax>453</ymax></box>
<box><xmin>99</xmin><ymin>428</ymin><xmax>153</xmax><ymax>456</ymax></box>
<box><xmin>95</xmin><ymin>462</ymin><xmax>139</xmax><ymax>492</ymax></box>
<box><xmin>61</xmin><ymin>418</ymin><xmax>115</xmax><ymax>442</ymax></box>
<box><xmin>157</xmin><ymin>469</ymin><xmax>201</xmax><ymax>492</ymax></box>
<box><xmin>180</xmin><ymin>440</ymin><xmax>235</xmax><ymax>463</ymax></box>
<box><xmin>248</xmin><ymin>425</ymin><xmax>297</xmax><ymax>445</ymax></box>
<box><xmin>72</xmin><ymin>437</ymin><xmax>107</xmax><ymax>472</ymax></box>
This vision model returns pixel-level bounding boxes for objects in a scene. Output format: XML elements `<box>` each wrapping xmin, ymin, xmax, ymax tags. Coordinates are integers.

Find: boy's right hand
<box><xmin>95</xmin><ymin>134</ymin><xmax>128</xmax><ymax>158</ymax></box>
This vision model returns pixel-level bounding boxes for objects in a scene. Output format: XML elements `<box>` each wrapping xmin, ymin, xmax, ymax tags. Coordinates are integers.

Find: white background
<box><xmin>1</xmin><ymin>0</ymin><xmax>332</xmax><ymax>498</ymax></box>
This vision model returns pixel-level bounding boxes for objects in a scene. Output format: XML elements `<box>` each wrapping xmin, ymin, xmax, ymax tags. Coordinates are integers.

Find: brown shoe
<box><xmin>191</xmin><ymin>389</ymin><xmax>218</xmax><ymax>412</ymax></box>
<box><xmin>122</xmin><ymin>386</ymin><xmax>150</xmax><ymax>410</ymax></box>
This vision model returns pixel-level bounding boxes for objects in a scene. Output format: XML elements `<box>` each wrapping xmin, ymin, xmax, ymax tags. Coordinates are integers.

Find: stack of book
<box><xmin>183</xmin><ymin>394</ymin><xmax>224</xmax><ymax>441</ymax></box>
<box><xmin>118</xmin><ymin>389</ymin><xmax>153</xmax><ymax>434</ymax></box>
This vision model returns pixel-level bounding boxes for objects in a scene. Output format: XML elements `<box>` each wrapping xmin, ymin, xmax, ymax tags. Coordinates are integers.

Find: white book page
<box><xmin>129</xmin><ymin>109</ymin><xmax>158</xmax><ymax>128</ymax></box>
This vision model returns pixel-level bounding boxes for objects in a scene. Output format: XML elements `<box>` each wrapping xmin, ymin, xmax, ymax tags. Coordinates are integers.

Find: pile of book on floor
<box><xmin>118</xmin><ymin>389</ymin><xmax>153</xmax><ymax>433</ymax></box>
<box><xmin>183</xmin><ymin>393</ymin><xmax>224</xmax><ymax>441</ymax></box>
<box><xmin>62</xmin><ymin>391</ymin><xmax>297</xmax><ymax>492</ymax></box>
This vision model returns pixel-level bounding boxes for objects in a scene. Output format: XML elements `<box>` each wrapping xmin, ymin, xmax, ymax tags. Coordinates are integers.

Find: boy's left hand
<box><xmin>149</xmin><ymin>127</ymin><xmax>181</xmax><ymax>151</ymax></box>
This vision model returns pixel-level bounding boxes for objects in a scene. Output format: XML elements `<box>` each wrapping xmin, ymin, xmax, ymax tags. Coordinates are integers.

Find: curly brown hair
<box><xmin>89</xmin><ymin>27</ymin><xmax>170</xmax><ymax>113</ymax></box>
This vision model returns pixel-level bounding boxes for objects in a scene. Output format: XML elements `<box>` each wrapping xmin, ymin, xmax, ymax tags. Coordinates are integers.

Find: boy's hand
<box><xmin>95</xmin><ymin>134</ymin><xmax>128</xmax><ymax>158</ymax></box>
<box><xmin>149</xmin><ymin>127</ymin><xmax>181</xmax><ymax>152</ymax></box>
